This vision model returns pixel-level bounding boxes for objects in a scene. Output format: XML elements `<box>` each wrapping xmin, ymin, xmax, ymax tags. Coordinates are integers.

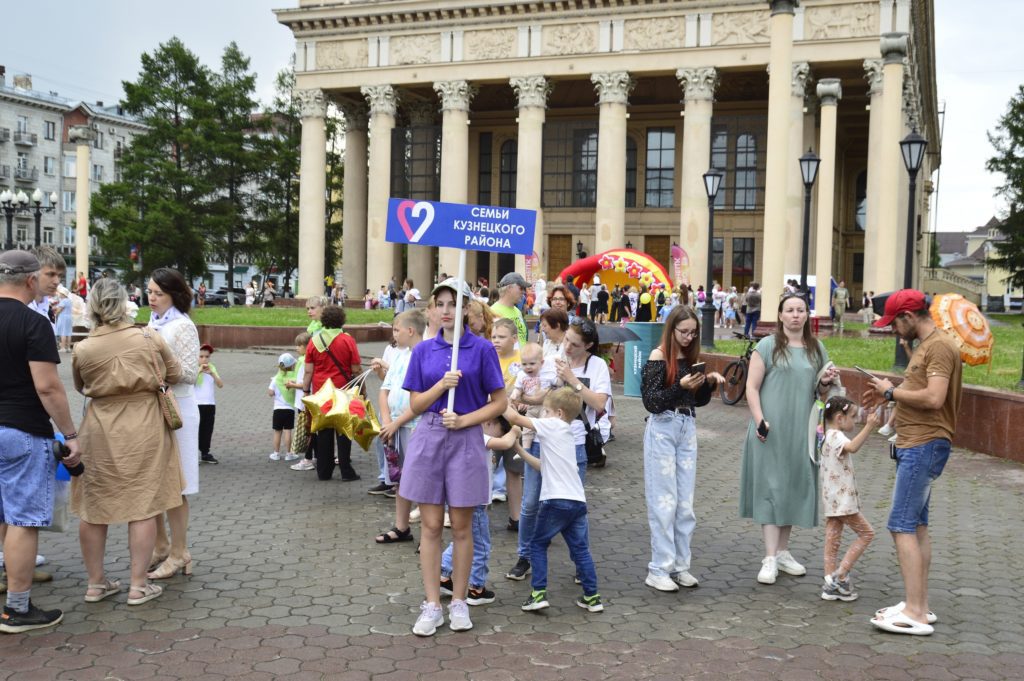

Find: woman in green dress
<box><xmin>740</xmin><ymin>293</ymin><xmax>838</xmax><ymax>584</ymax></box>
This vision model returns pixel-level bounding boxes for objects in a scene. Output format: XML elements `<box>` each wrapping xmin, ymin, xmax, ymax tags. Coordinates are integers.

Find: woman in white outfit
<box><xmin>145</xmin><ymin>267</ymin><xmax>201</xmax><ymax>579</ymax></box>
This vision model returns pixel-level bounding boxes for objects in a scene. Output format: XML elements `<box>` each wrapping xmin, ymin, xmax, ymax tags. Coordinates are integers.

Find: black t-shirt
<box><xmin>0</xmin><ymin>298</ymin><xmax>60</xmax><ymax>437</ymax></box>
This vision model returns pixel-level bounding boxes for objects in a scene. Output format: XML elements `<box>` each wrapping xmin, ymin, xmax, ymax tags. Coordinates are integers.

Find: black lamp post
<box><xmin>625</xmin><ymin>240</ymin><xmax>633</xmax><ymax>250</ymax></box>
<box><xmin>798</xmin><ymin>149</ymin><xmax>821</xmax><ymax>295</ymax></box>
<box><xmin>894</xmin><ymin>130</ymin><xmax>928</xmax><ymax>369</ymax></box>
<box><xmin>701</xmin><ymin>167</ymin><xmax>724</xmax><ymax>350</ymax></box>
<box><xmin>0</xmin><ymin>189</ymin><xmax>30</xmax><ymax>251</ymax></box>
<box><xmin>30</xmin><ymin>188</ymin><xmax>58</xmax><ymax>247</ymax></box>
<box><xmin>576</xmin><ymin>240</ymin><xmax>585</xmax><ymax>259</ymax></box>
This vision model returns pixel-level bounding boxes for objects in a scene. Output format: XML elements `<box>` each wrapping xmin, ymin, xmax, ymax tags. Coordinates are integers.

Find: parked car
<box><xmin>204</xmin><ymin>287</ymin><xmax>246</xmax><ymax>306</ymax></box>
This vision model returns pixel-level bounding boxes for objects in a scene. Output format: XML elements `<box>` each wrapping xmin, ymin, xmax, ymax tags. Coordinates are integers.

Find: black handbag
<box><xmin>581</xmin><ymin>413</ymin><xmax>606</xmax><ymax>467</ymax></box>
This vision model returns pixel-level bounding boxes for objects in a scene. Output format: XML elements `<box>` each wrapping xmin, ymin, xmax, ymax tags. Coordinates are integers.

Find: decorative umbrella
<box><xmin>597</xmin><ymin>325</ymin><xmax>642</xmax><ymax>344</ymax></box>
<box><xmin>929</xmin><ymin>293</ymin><xmax>994</xmax><ymax>366</ymax></box>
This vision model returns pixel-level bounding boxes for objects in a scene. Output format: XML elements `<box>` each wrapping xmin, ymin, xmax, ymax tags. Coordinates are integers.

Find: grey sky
<box><xmin>5</xmin><ymin>0</ymin><xmax>1022</xmax><ymax>234</ymax></box>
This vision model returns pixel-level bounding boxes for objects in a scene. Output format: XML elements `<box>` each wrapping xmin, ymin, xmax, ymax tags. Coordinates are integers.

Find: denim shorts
<box><xmin>0</xmin><ymin>426</ymin><xmax>56</xmax><ymax>527</ymax></box>
<box><xmin>887</xmin><ymin>438</ymin><xmax>951</xmax><ymax>533</ymax></box>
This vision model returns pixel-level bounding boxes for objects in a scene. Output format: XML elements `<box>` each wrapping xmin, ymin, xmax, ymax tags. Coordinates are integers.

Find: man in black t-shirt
<box><xmin>0</xmin><ymin>250</ymin><xmax>81</xmax><ymax>634</ymax></box>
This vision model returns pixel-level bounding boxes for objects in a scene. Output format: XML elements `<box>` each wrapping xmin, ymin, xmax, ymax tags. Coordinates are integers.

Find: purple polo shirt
<box><xmin>403</xmin><ymin>325</ymin><xmax>505</xmax><ymax>414</ymax></box>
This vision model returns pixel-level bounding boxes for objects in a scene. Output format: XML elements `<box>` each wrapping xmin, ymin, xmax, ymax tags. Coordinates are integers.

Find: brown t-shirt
<box><xmin>895</xmin><ymin>329</ymin><xmax>963</xmax><ymax>448</ymax></box>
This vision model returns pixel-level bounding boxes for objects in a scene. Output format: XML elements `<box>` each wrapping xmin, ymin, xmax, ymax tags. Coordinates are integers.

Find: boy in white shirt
<box><xmin>267</xmin><ymin>353</ymin><xmax>299</xmax><ymax>461</ymax></box>
<box><xmin>195</xmin><ymin>344</ymin><xmax>224</xmax><ymax>464</ymax></box>
<box><xmin>506</xmin><ymin>387</ymin><xmax>603</xmax><ymax>613</ymax></box>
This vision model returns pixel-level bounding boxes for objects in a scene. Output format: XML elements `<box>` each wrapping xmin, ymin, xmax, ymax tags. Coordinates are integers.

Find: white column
<box><xmin>785</xmin><ymin>62</ymin><xmax>812</xmax><ymax>279</ymax></box>
<box><xmin>68</xmin><ymin>125</ymin><xmax>95</xmax><ymax>278</ymax></box>
<box><xmin>296</xmin><ymin>89</ymin><xmax>328</xmax><ymax>299</ymax></box>
<box><xmin>511</xmin><ymin>76</ymin><xmax>550</xmax><ymax>279</ymax></box>
<box><xmin>591</xmin><ymin>71</ymin><xmax>633</xmax><ymax>255</ymax></box>
<box><xmin>760</xmin><ymin>0</ymin><xmax>797</xmax><ymax>322</ymax></box>
<box><xmin>813</xmin><ymin>79</ymin><xmax>842</xmax><ymax>318</ymax></box>
<box><xmin>862</xmin><ymin>59</ymin><xmax>884</xmax><ymax>294</ymax></box>
<box><xmin>875</xmin><ymin>33</ymin><xmax>908</xmax><ymax>295</ymax></box>
<box><xmin>337</xmin><ymin>101</ymin><xmax>369</xmax><ymax>298</ymax></box>
<box><xmin>405</xmin><ymin>100</ymin><xmax>438</xmax><ymax>290</ymax></box>
<box><xmin>361</xmin><ymin>85</ymin><xmax>399</xmax><ymax>290</ymax></box>
<box><xmin>433</xmin><ymin>80</ymin><xmax>474</xmax><ymax>278</ymax></box>
<box><xmin>675</xmin><ymin>67</ymin><xmax>718</xmax><ymax>289</ymax></box>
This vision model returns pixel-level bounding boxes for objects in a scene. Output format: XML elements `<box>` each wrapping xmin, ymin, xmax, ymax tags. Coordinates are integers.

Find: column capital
<box><xmin>768</xmin><ymin>0</ymin><xmax>799</xmax><ymax>17</ymax></box>
<box><xmin>361</xmin><ymin>84</ymin><xmax>398</xmax><ymax>117</ymax></box>
<box><xmin>816</xmin><ymin>78</ymin><xmax>842</xmax><ymax>106</ymax></box>
<box><xmin>791</xmin><ymin>62</ymin><xmax>812</xmax><ymax>98</ymax></box>
<box><xmin>405</xmin><ymin>100</ymin><xmax>436</xmax><ymax>126</ymax></box>
<box><xmin>68</xmin><ymin>125</ymin><xmax>96</xmax><ymax>145</ymax></box>
<box><xmin>863</xmin><ymin>59</ymin><xmax>884</xmax><ymax>96</ymax></box>
<box><xmin>295</xmin><ymin>88</ymin><xmax>327</xmax><ymax>119</ymax></box>
<box><xmin>591</xmin><ymin>71</ymin><xmax>634</xmax><ymax>106</ymax></box>
<box><xmin>510</xmin><ymin>76</ymin><xmax>551</xmax><ymax>110</ymax></box>
<box><xmin>433</xmin><ymin>80</ymin><xmax>475</xmax><ymax>113</ymax></box>
<box><xmin>336</xmin><ymin>100</ymin><xmax>368</xmax><ymax>132</ymax></box>
<box><xmin>880</xmin><ymin>32</ymin><xmax>908</xmax><ymax>65</ymax></box>
<box><xmin>675</xmin><ymin>67</ymin><xmax>718</xmax><ymax>102</ymax></box>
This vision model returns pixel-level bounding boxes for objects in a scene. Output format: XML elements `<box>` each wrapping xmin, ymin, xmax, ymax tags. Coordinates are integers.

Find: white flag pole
<box><xmin>446</xmin><ymin>249</ymin><xmax>468</xmax><ymax>412</ymax></box>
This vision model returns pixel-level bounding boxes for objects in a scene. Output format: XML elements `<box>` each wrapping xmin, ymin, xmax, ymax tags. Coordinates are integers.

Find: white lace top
<box><xmin>152</xmin><ymin>317</ymin><xmax>200</xmax><ymax>397</ymax></box>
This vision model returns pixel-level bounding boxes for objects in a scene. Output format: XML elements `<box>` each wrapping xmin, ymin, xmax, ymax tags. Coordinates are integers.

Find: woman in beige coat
<box><xmin>71</xmin><ymin>279</ymin><xmax>185</xmax><ymax>605</ymax></box>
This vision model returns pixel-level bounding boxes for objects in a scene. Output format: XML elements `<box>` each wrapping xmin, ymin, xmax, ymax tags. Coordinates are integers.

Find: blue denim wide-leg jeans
<box><xmin>517</xmin><ymin>442</ymin><xmax>587</xmax><ymax>560</ymax></box>
<box><xmin>529</xmin><ymin>499</ymin><xmax>598</xmax><ymax>596</ymax></box>
<box><xmin>643</xmin><ymin>412</ymin><xmax>698</xmax><ymax>577</ymax></box>
<box><xmin>441</xmin><ymin>504</ymin><xmax>492</xmax><ymax>587</ymax></box>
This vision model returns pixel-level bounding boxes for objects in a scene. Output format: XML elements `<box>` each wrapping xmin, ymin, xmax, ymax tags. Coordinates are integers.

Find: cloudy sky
<box><xmin>6</xmin><ymin>0</ymin><xmax>1022</xmax><ymax>234</ymax></box>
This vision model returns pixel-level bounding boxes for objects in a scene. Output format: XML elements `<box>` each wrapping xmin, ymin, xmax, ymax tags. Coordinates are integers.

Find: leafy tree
<box><xmin>92</xmin><ymin>37</ymin><xmax>216</xmax><ymax>279</ymax></box>
<box><xmin>324</xmin><ymin>112</ymin><xmax>345</xmax><ymax>278</ymax></box>
<box><xmin>986</xmin><ymin>84</ymin><xmax>1024</xmax><ymax>289</ymax></box>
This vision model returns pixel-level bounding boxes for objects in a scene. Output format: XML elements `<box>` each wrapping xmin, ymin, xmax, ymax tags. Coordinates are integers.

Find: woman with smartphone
<box><xmin>640</xmin><ymin>306</ymin><xmax>724</xmax><ymax>593</ymax></box>
<box><xmin>740</xmin><ymin>293</ymin><xmax>838</xmax><ymax>585</ymax></box>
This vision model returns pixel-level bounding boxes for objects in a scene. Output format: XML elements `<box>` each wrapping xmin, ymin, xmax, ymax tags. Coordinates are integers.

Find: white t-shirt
<box><xmin>194</xmin><ymin>365</ymin><xmax>219</xmax><ymax>405</ymax></box>
<box><xmin>569</xmin><ymin>355</ymin><xmax>612</xmax><ymax>446</ymax></box>
<box><xmin>269</xmin><ymin>375</ymin><xmax>294</xmax><ymax>411</ymax></box>
<box><xmin>293</xmin><ymin>363</ymin><xmax>306</xmax><ymax>407</ymax></box>
<box><xmin>513</xmin><ymin>364</ymin><xmax>557</xmax><ymax>446</ymax></box>
<box><xmin>381</xmin><ymin>346</ymin><xmax>417</xmax><ymax>427</ymax></box>
<box><xmin>531</xmin><ymin>417</ymin><xmax>586</xmax><ymax>503</ymax></box>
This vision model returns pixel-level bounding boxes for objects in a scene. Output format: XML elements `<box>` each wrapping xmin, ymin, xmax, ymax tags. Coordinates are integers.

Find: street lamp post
<box><xmin>576</xmin><ymin>240</ymin><xmax>586</xmax><ymax>260</ymax></box>
<box><xmin>701</xmin><ymin>167</ymin><xmax>724</xmax><ymax>350</ymax></box>
<box><xmin>894</xmin><ymin>130</ymin><xmax>928</xmax><ymax>369</ymax></box>
<box><xmin>798</xmin><ymin>149</ymin><xmax>821</xmax><ymax>295</ymax></box>
<box><xmin>30</xmin><ymin>188</ymin><xmax>59</xmax><ymax>247</ymax></box>
<box><xmin>0</xmin><ymin>189</ymin><xmax>30</xmax><ymax>251</ymax></box>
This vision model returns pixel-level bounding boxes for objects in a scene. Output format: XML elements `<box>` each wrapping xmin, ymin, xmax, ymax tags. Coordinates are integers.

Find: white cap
<box><xmin>278</xmin><ymin>353</ymin><xmax>296</xmax><ymax>368</ymax></box>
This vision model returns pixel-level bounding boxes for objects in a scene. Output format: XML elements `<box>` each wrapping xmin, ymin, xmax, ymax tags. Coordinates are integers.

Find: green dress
<box><xmin>739</xmin><ymin>335</ymin><xmax>827</xmax><ymax>528</ymax></box>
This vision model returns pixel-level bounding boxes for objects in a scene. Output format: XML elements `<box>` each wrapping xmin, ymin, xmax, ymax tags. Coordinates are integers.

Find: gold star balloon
<box><xmin>302</xmin><ymin>378</ymin><xmax>339</xmax><ymax>433</ymax></box>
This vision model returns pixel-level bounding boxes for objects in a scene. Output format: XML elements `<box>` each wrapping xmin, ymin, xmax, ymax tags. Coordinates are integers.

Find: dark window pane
<box><xmin>625</xmin><ymin>136</ymin><xmax>637</xmax><ymax>208</ymax></box>
<box><xmin>712</xmin><ymin>237</ymin><xmax>724</xmax><ymax>281</ymax></box>
<box><xmin>543</xmin><ymin>122</ymin><xmax>598</xmax><ymax>208</ymax></box>
<box><xmin>499</xmin><ymin>139</ymin><xmax>518</xmax><ymax>207</ymax></box>
<box><xmin>645</xmin><ymin>126</ymin><xmax>675</xmax><ymax>208</ymax></box>
<box><xmin>478</xmin><ymin>132</ymin><xmax>493</xmax><ymax>205</ymax></box>
<box><xmin>731</xmin><ymin>237</ymin><xmax>755</xmax><ymax>291</ymax></box>
<box><xmin>855</xmin><ymin>170</ymin><xmax>867</xmax><ymax>231</ymax></box>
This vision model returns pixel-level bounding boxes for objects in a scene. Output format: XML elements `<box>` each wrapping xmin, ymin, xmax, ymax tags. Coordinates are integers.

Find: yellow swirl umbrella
<box><xmin>929</xmin><ymin>293</ymin><xmax>994</xmax><ymax>366</ymax></box>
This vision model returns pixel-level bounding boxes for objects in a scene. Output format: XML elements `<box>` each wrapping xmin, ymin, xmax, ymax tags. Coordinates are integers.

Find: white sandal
<box><xmin>874</xmin><ymin>601</ymin><xmax>937</xmax><ymax>624</ymax></box>
<box><xmin>84</xmin><ymin>578</ymin><xmax>122</xmax><ymax>603</ymax></box>
<box><xmin>871</xmin><ymin>610</ymin><xmax>934</xmax><ymax>636</ymax></box>
<box><xmin>127</xmin><ymin>582</ymin><xmax>163</xmax><ymax>606</ymax></box>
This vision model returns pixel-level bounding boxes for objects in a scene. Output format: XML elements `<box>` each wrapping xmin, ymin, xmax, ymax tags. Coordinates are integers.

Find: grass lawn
<box><xmin>133</xmin><ymin>306</ymin><xmax>394</xmax><ymax>327</ymax></box>
<box><xmin>709</xmin><ymin>313</ymin><xmax>1024</xmax><ymax>393</ymax></box>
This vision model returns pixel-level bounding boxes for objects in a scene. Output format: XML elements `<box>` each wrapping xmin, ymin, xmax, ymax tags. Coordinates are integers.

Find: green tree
<box><xmin>986</xmin><ymin>84</ymin><xmax>1024</xmax><ymax>289</ymax></box>
<box><xmin>92</xmin><ymin>37</ymin><xmax>216</xmax><ymax>279</ymax></box>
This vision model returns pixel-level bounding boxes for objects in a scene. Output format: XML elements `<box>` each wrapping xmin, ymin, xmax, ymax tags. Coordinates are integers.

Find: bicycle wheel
<box><xmin>720</xmin><ymin>360</ymin><xmax>747</xmax><ymax>405</ymax></box>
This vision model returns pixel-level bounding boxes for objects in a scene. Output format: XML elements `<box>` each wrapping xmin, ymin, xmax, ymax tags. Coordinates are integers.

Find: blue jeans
<box><xmin>529</xmin><ymin>499</ymin><xmax>598</xmax><ymax>596</ymax></box>
<box><xmin>492</xmin><ymin>460</ymin><xmax>507</xmax><ymax>497</ymax></box>
<box><xmin>0</xmin><ymin>426</ymin><xmax>56</xmax><ymax>527</ymax></box>
<box><xmin>517</xmin><ymin>443</ymin><xmax>587</xmax><ymax>559</ymax></box>
<box><xmin>643</xmin><ymin>412</ymin><xmax>698</xmax><ymax>577</ymax></box>
<box><xmin>743</xmin><ymin>310</ymin><xmax>760</xmax><ymax>337</ymax></box>
<box><xmin>441</xmin><ymin>505</ymin><xmax>491</xmax><ymax>588</ymax></box>
<box><xmin>888</xmin><ymin>438</ymin><xmax>951</xmax><ymax>533</ymax></box>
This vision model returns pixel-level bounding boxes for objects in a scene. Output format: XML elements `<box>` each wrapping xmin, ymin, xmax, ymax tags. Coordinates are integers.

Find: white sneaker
<box><xmin>757</xmin><ymin>556</ymin><xmax>778</xmax><ymax>584</ymax></box>
<box><xmin>412</xmin><ymin>601</ymin><xmax>444</xmax><ymax>636</ymax></box>
<box><xmin>284</xmin><ymin>453</ymin><xmax>300</xmax><ymax>461</ymax></box>
<box><xmin>409</xmin><ymin>507</ymin><xmax>421</xmax><ymax>523</ymax></box>
<box><xmin>448</xmin><ymin>599</ymin><xmax>473</xmax><ymax>631</ymax></box>
<box><xmin>775</xmin><ymin>550</ymin><xmax>806</xmax><ymax>576</ymax></box>
<box><xmin>0</xmin><ymin>553</ymin><xmax>45</xmax><ymax>568</ymax></box>
<box><xmin>671</xmin><ymin>571</ymin><xmax>699</xmax><ymax>588</ymax></box>
<box><xmin>290</xmin><ymin>459</ymin><xmax>315</xmax><ymax>471</ymax></box>
<box><xmin>444</xmin><ymin>512</ymin><xmax>451</xmax><ymax>528</ymax></box>
<box><xmin>878</xmin><ymin>424</ymin><xmax>894</xmax><ymax>437</ymax></box>
<box><xmin>268</xmin><ymin>452</ymin><xmax>281</xmax><ymax>461</ymax></box>
<box><xmin>645</xmin><ymin>573</ymin><xmax>679</xmax><ymax>592</ymax></box>
<box><xmin>888</xmin><ymin>434</ymin><xmax>898</xmax><ymax>443</ymax></box>
<box><xmin>491</xmin><ymin>492</ymin><xmax>507</xmax><ymax>503</ymax></box>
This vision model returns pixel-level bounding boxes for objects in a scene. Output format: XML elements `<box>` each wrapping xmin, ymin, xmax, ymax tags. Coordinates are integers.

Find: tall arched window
<box><xmin>855</xmin><ymin>170</ymin><xmax>867</xmax><ymax>231</ymax></box>
<box><xmin>734</xmin><ymin>133</ymin><xmax>757</xmax><ymax>210</ymax></box>
<box><xmin>499</xmin><ymin>139</ymin><xmax>518</xmax><ymax>207</ymax></box>
<box><xmin>625</xmin><ymin>136</ymin><xmax>637</xmax><ymax>208</ymax></box>
<box><xmin>572</xmin><ymin>130</ymin><xmax>599</xmax><ymax>207</ymax></box>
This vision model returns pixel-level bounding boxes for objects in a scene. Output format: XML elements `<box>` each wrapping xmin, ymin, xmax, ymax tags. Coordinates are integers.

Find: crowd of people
<box><xmin>0</xmin><ymin>247</ymin><xmax>963</xmax><ymax>640</ymax></box>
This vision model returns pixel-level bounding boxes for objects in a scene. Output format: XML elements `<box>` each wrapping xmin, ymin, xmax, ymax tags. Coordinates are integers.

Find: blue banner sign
<box><xmin>386</xmin><ymin>198</ymin><xmax>536</xmax><ymax>255</ymax></box>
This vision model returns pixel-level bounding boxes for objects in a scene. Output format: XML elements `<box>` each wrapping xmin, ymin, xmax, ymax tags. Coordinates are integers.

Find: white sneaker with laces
<box><xmin>284</xmin><ymin>453</ymin><xmax>300</xmax><ymax>461</ymax></box>
<box><xmin>888</xmin><ymin>434</ymin><xmax>898</xmax><ymax>443</ymax></box>
<box><xmin>412</xmin><ymin>601</ymin><xmax>444</xmax><ymax>636</ymax></box>
<box><xmin>448</xmin><ymin>599</ymin><xmax>473</xmax><ymax>631</ymax></box>
<box><xmin>645</xmin><ymin>573</ymin><xmax>679</xmax><ymax>592</ymax></box>
<box><xmin>290</xmin><ymin>459</ymin><xmax>315</xmax><ymax>470</ymax></box>
<box><xmin>409</xmin><ymin>507</ymin><xmax>421</xmax><ymax>523</ymax></box>
<box><xmin>268</xmin><ymin>452</ymin><xmax>281</xmax><ymax>461</ymax></box>
<box><xmin>775</xmin><ymin>550</ymin><xmax>806</xmax><ymax>576</ymax></box>
<box><xmin>671</xmin><ymin>571</ymin><xmax>699</xmax><ymax>588</ymax></box>
<box><xmin>757</xmin><ymin>556</ymin><xmax>778</xmax><ymax>584</ymax></box>
<box><xmin>878</xmin><ymin>424</ymin><xmax>894</xmax><ymax>437</ymax></box>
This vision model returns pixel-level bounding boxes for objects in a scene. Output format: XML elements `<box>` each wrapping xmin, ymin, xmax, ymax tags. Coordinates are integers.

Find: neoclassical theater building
<box><xmin>276</xmin><ymin>0</ymin><xmax>938</xmax><ymax>321</ymax></box>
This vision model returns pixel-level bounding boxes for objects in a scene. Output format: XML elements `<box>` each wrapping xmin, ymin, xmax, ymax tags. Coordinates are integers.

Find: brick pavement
<box><xmin>2</xmin><ymin>348</ymin><xmax>1022</xmax><ymax>680</ymax></box>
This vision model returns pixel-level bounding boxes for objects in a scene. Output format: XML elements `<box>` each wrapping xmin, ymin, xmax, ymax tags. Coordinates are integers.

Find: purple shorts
<box><xmin>400</xmin><ymin>412</ymin><xmax>489</xmax><ymax>508</ymax></box>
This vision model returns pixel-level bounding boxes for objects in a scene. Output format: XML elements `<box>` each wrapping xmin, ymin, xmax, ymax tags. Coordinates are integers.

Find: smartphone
<box><xmin>853</xmin><ymin>365</ymin><xmax>877</xmax><ymax>380</ymax></box>
<box><xmin>757</xmin><ymin>420</ymin><xmax>770</xmax><ymax>438</ymax></box>
<box><xmin>689</xmin><ymin>362</ymin><xmax>706</xmax><ymax>375</ymax></box>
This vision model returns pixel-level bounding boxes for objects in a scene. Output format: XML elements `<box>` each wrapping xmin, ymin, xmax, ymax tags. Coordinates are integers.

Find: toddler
<box><xmin>820</xmin><ymin>396</ymin><xmax>879</xmax><ymax>602</ymax></box>
<box><xmin>196</xmin><ymin>344</ymin><xmax>224</xmax><ymax>464</ymax></box>
<box><xmin>268</xmin><ymin>353</ymin><xmax>299</xmax><ymax>461</ymax></box>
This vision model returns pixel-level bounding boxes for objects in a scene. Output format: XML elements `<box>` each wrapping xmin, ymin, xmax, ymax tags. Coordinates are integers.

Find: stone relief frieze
<box><xmin>390</xmin><ymin>33</ymin><xmax>441</xmax><ymax>66</ymax></box>
<box><xmin>316</xmin><ymin>40</ymin><xmax>369</xmax><ymax>70</ymax></box>
<box><xmin>623</xmin><ymin>17</ymin><xmax>684</xmax><ymax>51</ymax></box>
<box><xmin>463</xmin><ymin>29</ymin><xmax>516</xmax><ymax>61</ymax></box>
<box><xmin>713</xmin><ymin>10</ymin><xmax>771</xmax><ymax>45</ymax></box>
<box><xmin>543</xmin><ymin>23</ymin><xmax>598</xmax><ymax>56</ymax></box>
<box><xmin>806</xmin><ymin>3</ymin><xmax>878</xmax><ymax>40</ymax></box>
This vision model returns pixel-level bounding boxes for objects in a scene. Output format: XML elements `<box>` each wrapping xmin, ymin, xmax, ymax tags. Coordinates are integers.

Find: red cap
<box><xmin>873</xmin><ymin>289</ymin><xmax>927</xmax><ymax>328</ymax></box>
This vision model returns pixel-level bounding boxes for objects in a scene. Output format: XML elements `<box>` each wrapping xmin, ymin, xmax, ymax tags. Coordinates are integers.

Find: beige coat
<box><xmin>71</xmin><ymin>322</ymin><xmax>185</xmax><ymax>524</ymax></box>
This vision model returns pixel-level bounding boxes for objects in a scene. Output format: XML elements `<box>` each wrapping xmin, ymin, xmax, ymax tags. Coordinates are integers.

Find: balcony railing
<box><xmin>0</xmin><ymin>165</ymin><xmax>9</xmax><ymax>179</ymax></box>
<box><xmin>113</xmin><ymin>145</ymin><xmax>125</xmax><ymax>159</ymax></box>
<box><xmin>13</xmin><ymin>131</ymin><xmax>37</xmax><ymax>145</ymax></box>
<box><xmin>0</xmin><ymin>128</ymin><xmax>10</xmax><ymax>142</ymax></box>
<box><xmin>14</xmin><ymin>166</ymin><xmax>39</xmax><ymax>182</ymax></box>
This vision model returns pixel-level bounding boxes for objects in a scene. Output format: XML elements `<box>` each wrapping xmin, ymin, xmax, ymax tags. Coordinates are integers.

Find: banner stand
<box><xmin>446</xmin><ymin>249</ymin><xmax>468</xmax><ymax>412</ymax></box>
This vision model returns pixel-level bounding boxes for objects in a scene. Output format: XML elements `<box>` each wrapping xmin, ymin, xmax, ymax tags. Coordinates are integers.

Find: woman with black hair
<box><xmin>145</xmin><ymin>267</ymin><xmax>200</xmax><ymax>580</ymax></box>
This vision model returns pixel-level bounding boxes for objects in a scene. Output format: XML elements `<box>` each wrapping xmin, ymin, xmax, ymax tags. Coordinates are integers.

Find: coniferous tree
<box><xmin>986</xmin><ymin>84</ymin><xmax>1024</xmax><ymax>289</ymax></box>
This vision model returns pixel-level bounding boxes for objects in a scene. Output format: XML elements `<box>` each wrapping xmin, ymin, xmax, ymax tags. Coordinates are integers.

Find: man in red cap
<box><xmin>862</xmin><ymin>289</ymin><xmax>962</xmax><ymax>636</ymax></box>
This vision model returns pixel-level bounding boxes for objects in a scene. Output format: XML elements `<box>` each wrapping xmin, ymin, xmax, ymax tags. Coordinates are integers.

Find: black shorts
<box><xmin>272</xmin><ymin>409</ymin><xmax>295</xmax><ymax>431</ymax></box>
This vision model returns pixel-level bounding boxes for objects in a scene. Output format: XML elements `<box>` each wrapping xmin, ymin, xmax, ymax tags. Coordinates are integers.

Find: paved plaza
<box><xmin>2</xmin><ymin>346</ymin><xmax>1022</xmax><ymax>680</ymax></box>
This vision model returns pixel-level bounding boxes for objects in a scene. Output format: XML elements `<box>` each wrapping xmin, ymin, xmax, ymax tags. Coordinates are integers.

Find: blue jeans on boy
<box><xmin>529</xmin><ymin>498</ymin><xmax>598</xmax><ymax>596</ymax></box>
<box><xmin>492</xmin><ymin>460</ymin><xmax>507</xmax><ymax>497</ymax></box>
<box><xmin>517</xmin><ymin>443</ymin><xmax>587</xmax><ymax>559</ymax></box>
<box><xmin>643</xmin><ymin>412</ymin><xmax>698</xmax><ymax>577</ymax></box>
<box><xmin>887</xmin><ymin>438</ymin><xmax>951</xmax><ymax>533</ymax></box>
<box><xmin>743</xmin><ymin>310</ymin><xmax>760</xmax><ymax>338</ymax></box>
<box><xmin>441</xmin><ymin>504</ymin><xmax>491</xmax><ymax>587</ymax></box>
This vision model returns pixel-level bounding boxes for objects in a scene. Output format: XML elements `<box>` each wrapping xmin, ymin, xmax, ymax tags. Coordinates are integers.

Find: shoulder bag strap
<box><xmin>140</xmin><ymin>329</ymin><xmax>169</xmax><ymax>390</ymax></box>
<box><xmin>322</xmin><ymin>337</ymin><xmax>352</xmax><ymax>385</ymax></box>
